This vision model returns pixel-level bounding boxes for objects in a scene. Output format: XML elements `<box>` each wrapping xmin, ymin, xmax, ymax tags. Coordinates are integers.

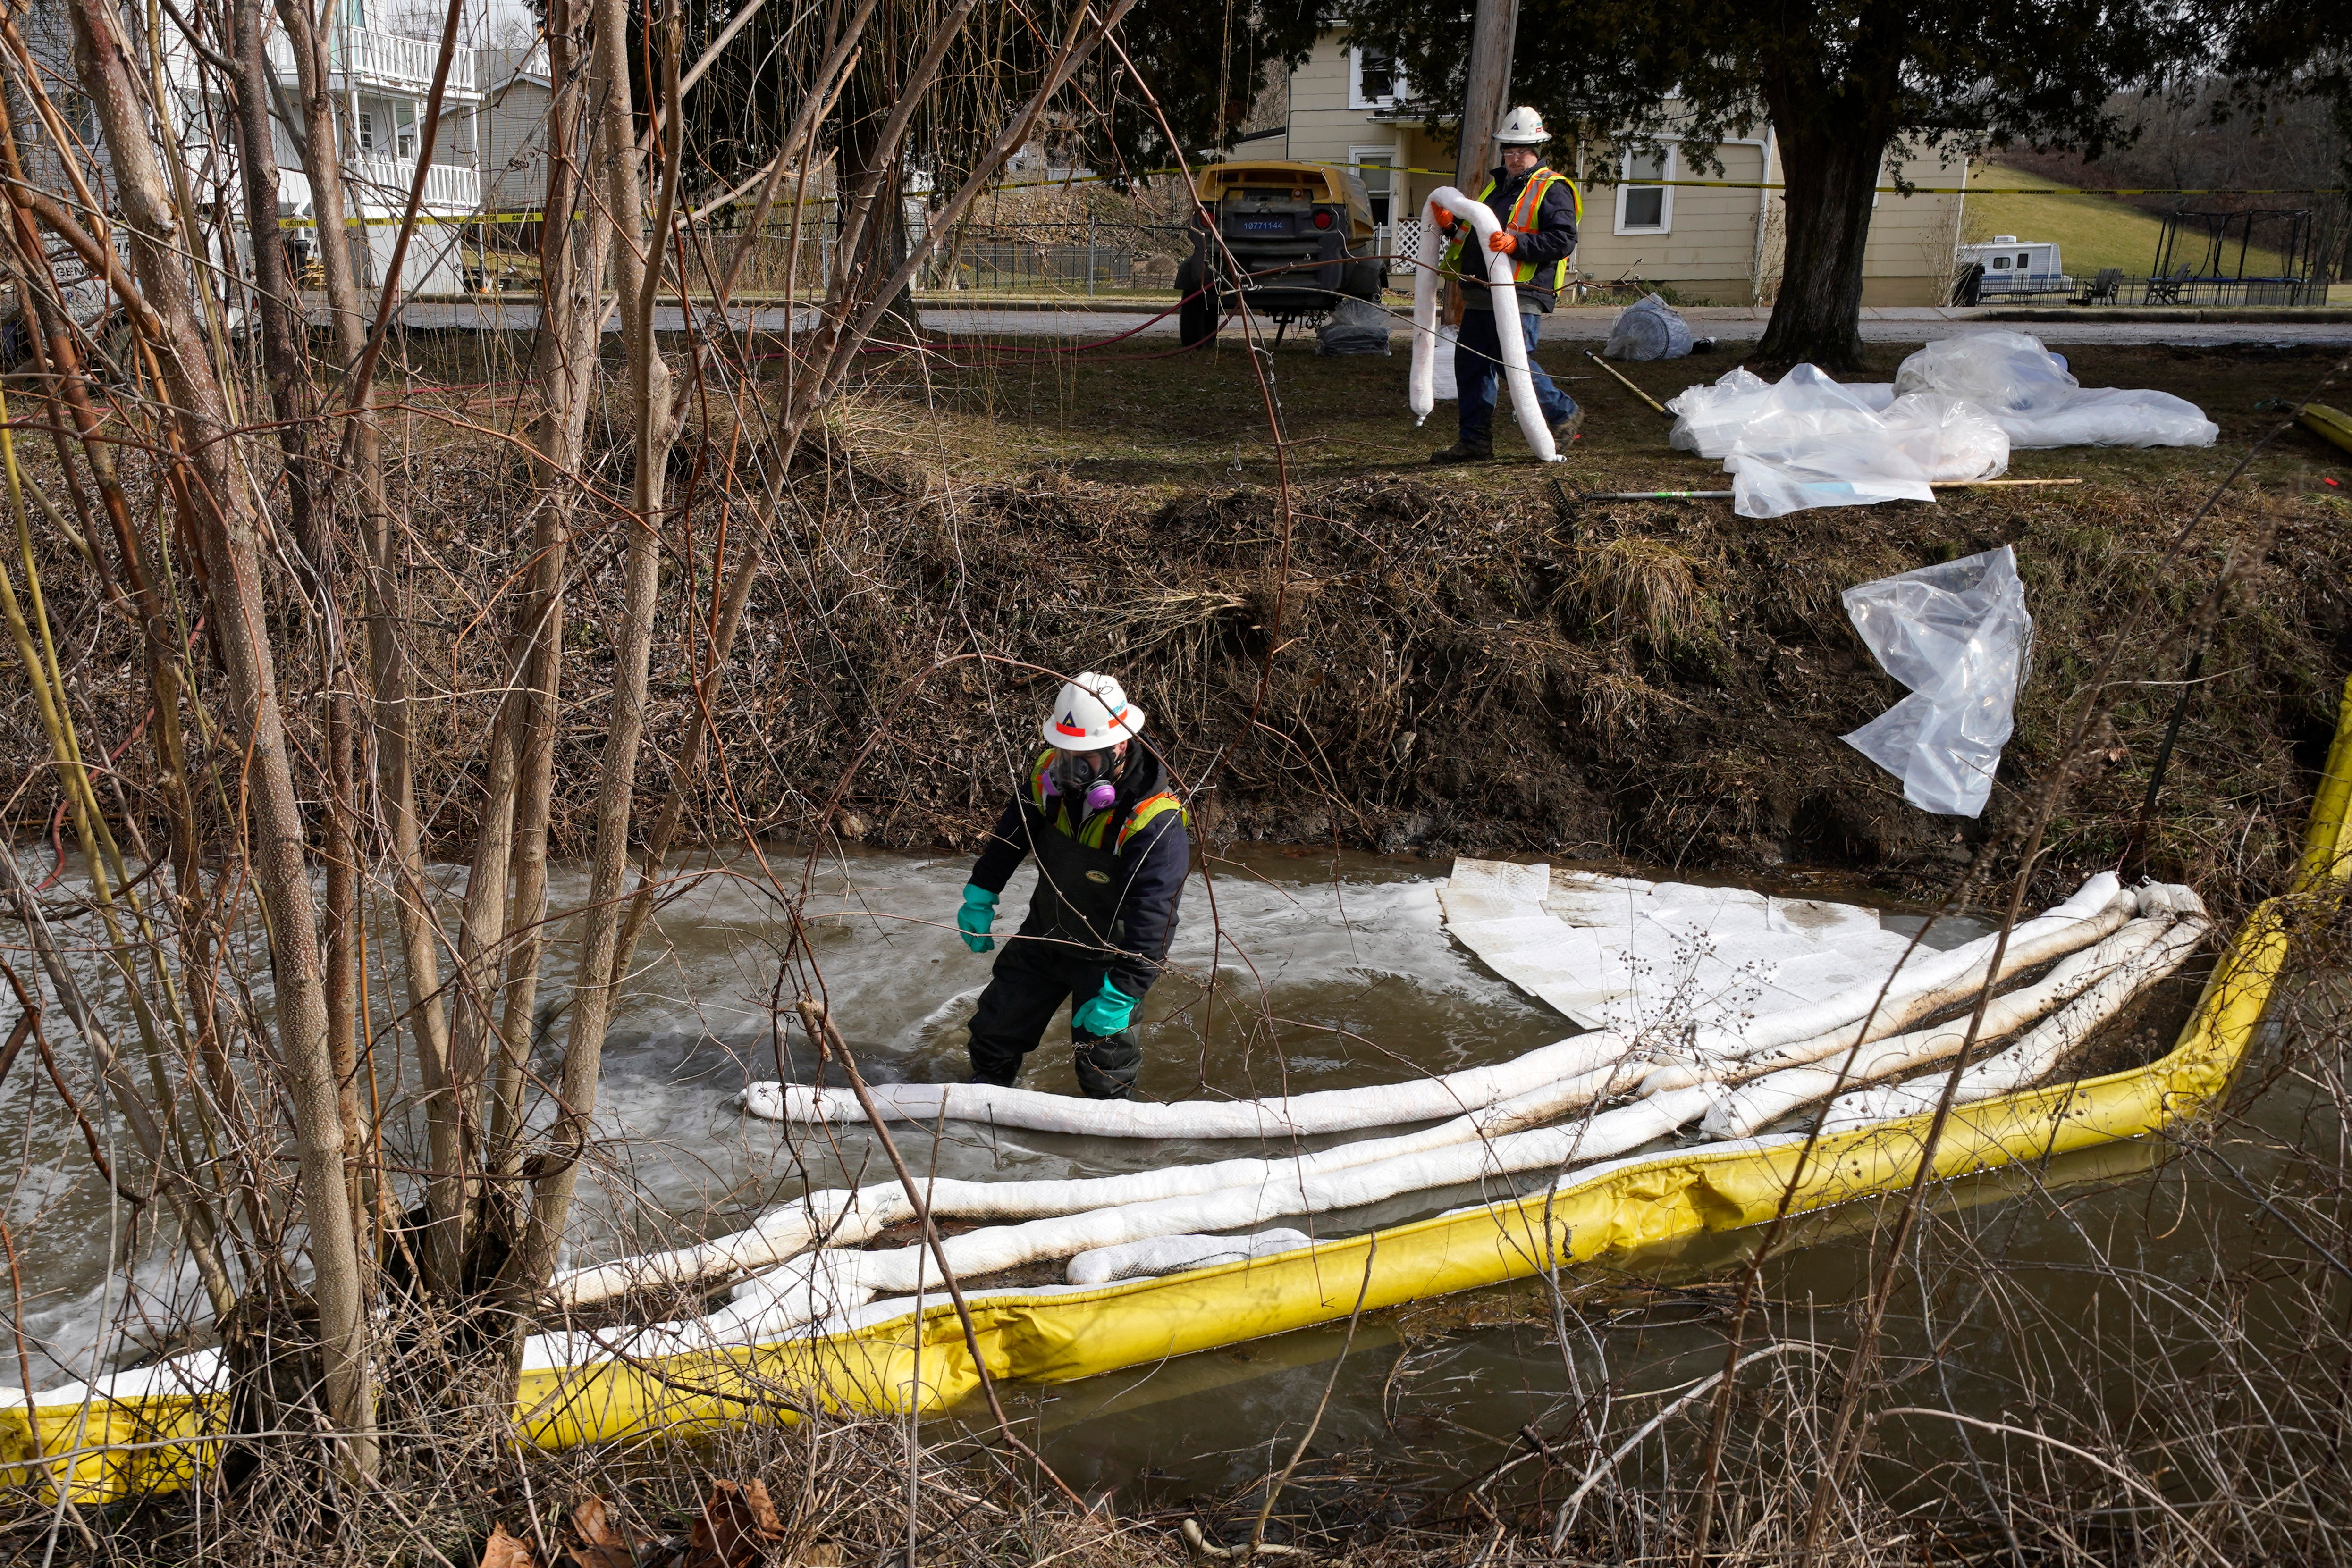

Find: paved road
<box><xmin>916</xmin><ymin>307</ymin><xmax>2352</xmax><ymax>349</ymax></box>
<box><xmin>389</xmin><ymin>297</ymin><xmax>2352</xmax><ymax>349</ymax></box>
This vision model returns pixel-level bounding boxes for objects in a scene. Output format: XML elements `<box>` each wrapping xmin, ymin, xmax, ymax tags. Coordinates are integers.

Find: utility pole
<box><xmin>1453</xmin><ymin>0</ymin><xmax>1519</xmax><ymax>192</ymax></box>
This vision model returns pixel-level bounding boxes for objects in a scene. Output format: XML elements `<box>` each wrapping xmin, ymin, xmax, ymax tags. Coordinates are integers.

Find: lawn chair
<box><xmin>2142</xmin><ymin>265</ymin><xmax>2192</xmax><ymax>305</ymax></box>
<box><xmin>2070</xmin><ymin>267</ymin><xmax>2122</xmax><ymax>306</ymax></box>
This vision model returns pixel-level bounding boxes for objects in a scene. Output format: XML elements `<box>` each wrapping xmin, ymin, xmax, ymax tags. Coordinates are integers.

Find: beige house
<box><xmin>1271</xmin><ymin>31</ymin><xmax>1967</xmax><ymax>306</ymax></box>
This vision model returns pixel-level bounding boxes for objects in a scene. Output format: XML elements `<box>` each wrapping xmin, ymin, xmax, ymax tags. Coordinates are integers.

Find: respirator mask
<box><xmin>1045</xmin><ymin>747</ymin><xmax>1119</xmax><ymax>814</ymax></box>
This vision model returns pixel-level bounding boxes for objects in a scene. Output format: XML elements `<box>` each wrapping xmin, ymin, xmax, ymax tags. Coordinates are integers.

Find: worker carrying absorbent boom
<box><xmin>954</xmin><ymin>673</ymin><xmax>1189</xmax><ymax>1099</ymax></box>
<box><xmin>1430</xmin><ymin>106</ymin><xmax>1583</xmax><ymax>464</ymax></box>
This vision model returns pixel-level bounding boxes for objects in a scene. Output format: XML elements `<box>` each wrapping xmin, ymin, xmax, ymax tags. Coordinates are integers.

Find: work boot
<box><xmin>1430</xmin><ymin>438</ymin><xmax>1492</xmax><ymax>464</ymax></box>
<box><xmin>1550</xmin><ymin>409</ymin><xmax>1584</xmax><ymax>444</ymax></box>
<box><xmin>1072</xmin><ymin>1029</ymin><xmax>1141</xmax><ymax>1100</ymax></box>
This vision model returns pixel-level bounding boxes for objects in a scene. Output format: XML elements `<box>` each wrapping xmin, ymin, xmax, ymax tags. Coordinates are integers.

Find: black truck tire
<box><xmin>1343</xmin><ymin>258</ymin><xmax>1384</xmax><ymax>302</ymax></box>
<box><xmin>1178</xmin><ymin>263</ymin><xmax>1219</xmax><ymax>346</ymax></box>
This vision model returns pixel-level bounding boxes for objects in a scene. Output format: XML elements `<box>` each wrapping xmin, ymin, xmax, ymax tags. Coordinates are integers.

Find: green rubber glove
<box><xmin>956</xmin><ymin>884</ymin><xmax>997</xmax><ymax>953</ymax></box>
<box><xmin>1071</xmin><ymin>977</ymin><xmax>1138</xmax><ymax>1037</ymax></box>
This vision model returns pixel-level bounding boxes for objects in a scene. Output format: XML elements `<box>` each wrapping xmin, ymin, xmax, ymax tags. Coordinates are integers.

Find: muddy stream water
<box><xmin>6</xmin><ymin>844</ymin><xmax>2316</xmax><ymax>1522</ymax></box>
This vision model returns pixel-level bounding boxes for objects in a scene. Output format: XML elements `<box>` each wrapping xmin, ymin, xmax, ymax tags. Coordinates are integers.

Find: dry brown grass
<box><xmin>1575</xmin><ymin>535</ymin><xmax>1710</xmax><ymax>650</ymax></box>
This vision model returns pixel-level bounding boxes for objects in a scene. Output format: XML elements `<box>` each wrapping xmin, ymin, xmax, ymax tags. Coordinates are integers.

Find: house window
<box><xmin>394</xmin><ymin>102</ymin><xmax>418</xmax><ymax>159</ymax></box>
<box><xmin>356</xmin><ymin>110</ymin><xmax>376</xmax><ymax>152</ymax></box>
<box><xmin>1352</xmin><ymin>147</ymin><xmax>1396</xmax><ymax>224</ymax></box>
<box><xmin>1615</xmin><ymin>144</ymin><xmax>1673</xmax><ymax>234</ymax></box>
<box><xmin>1349</xmin><ymin>46</ymin><xmax>1401</xmax><ymax>111</ymax></box>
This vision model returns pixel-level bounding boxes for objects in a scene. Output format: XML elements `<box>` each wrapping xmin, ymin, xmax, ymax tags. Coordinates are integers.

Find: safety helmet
<box><xmin>1494</xmin><ymin>106</ymin><xmax>1549</xmax><ymax>147</ymax></box>
<box><xmin>1042</xmin><ymin>672</ymin><xmax>1146</xmax><ymax>752</ymax></box>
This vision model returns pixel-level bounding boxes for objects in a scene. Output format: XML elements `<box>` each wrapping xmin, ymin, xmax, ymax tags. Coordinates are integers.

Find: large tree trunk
<box><xmin>69</xmin><ymin>0</ymin><xmax>376</xmax><ymax>1477</ymax></box>
<box><xmin>1752</xmin><ymin>43</ymin><xmax>1902</xmax><ymax>372</ymax></box>
<box><xmin>1752</xmin><ymin>121</ymin><xmax>1888</xmax><ymax>370</ymax></box>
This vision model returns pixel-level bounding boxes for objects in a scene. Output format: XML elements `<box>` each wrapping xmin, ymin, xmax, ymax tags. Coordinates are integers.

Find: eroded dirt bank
<box><xmin>8</xmin><ymin>345</ymin><xmax>2348</xmax><ymax>916</ymax></box>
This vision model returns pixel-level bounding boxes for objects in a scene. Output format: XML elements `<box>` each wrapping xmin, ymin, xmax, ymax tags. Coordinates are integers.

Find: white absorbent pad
<box><xmin>1067</xmin><ymin>1227</ymin><xmax>1315</xmax><ymax>1285</ymax></box>
<box><xmin>1438</xmin><ymin>859</ymin><xmax>1920</xmax><ymax>1036</ymax></box>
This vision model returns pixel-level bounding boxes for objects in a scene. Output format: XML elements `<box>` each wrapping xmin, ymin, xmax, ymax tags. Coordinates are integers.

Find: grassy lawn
<box><xmin>834</xmin><ymin>333</ymin><xmax>2349</xmax><ymax>502</ymax></box>
<box><xmin>1962</xmin><ymin>161</ymin><xmax>2293</xmax><ymax>277</ymax></box>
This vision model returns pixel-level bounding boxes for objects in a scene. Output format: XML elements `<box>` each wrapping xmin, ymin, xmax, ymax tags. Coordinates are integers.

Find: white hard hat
<box><xmin>1494</xmin><ymin>106</ymin><xmax>1549</xmax><ymax>147</ymax></box>
<box><xmin>1042</xmin><ymin>672</ymin><xmax>1146</xmax><ymax>752</ymax></box>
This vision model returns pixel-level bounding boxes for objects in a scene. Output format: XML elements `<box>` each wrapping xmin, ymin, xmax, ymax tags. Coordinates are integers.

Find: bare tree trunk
<box><xmin>277</xmin><ymin>0</ymin><xmax>452</xmax><ymax>1115</ymax></box>
<box><xmin>227</xmin><ymin>0</ymin><xmax>319</xmax><ymax>566</ymax></box>
<box><xmin>506</xmin><ymin>0</ymin><xmax>678</xmax><ymax>1310</ymax></box>
<box><xmin>69</xmin><ymin>0</ymin><xmax>376</xmax><ymax>1476</ymax></box>
<box><xmin>484</xmin><ymin>0</ymin><xmax>594</xmax><ymax>1183</ymax></box>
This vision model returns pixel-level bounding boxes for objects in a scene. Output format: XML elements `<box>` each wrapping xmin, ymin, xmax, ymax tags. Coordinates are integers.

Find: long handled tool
<box><xmin>1578</xmin><ymin>478</ymin><xmax>2082</xmax><ymax>503</ymax></box>
<box><xmin>1585</xmin><ymin>351</ymin><xmax>1672</xmax><ymax>416</ymax></box>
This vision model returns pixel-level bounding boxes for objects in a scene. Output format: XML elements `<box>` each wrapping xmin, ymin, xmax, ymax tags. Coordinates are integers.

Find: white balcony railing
<box><xmin>267</xmin><ymin>23</ymin><xmax>478</xmax><ymax>96</ymax></box>
<box><xmin>346</xmin><ymin>154</ymin><xmax>481</xmax><ymax>213</ymax></box>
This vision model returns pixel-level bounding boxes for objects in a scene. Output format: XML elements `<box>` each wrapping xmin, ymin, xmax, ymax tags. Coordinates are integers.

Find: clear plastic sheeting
<box><xmin>1724</xmin><ymin>443</ymin><xmax>1935</xmax><ymax>518</ymax></box>
<box><xmin>1840</xmin><ymin>545</ymin><xmax>2035</xmax><ymax>817</ymax></box>
<box><xmin>1603</xmin><ymin>293</ymin><xmax>1693</xmax><ymax>361</ymax></box>
<box><xmin>1315</xmin><ymin>296</ymin><xmax>1393</xmax><ymax>356</ymax></box>
<box><xmin>1680</xmin><ymin>366</ymin><xmax>2009</xmax><ymax>519</ymax></box>
<box><xmin>1892</xmin><ymin>331</ymin><xmax>2218</xmax><ymax>449</ymax></box>
<box><xmin>1667</xmin><ymin>332</ymin><xmax>2214</xmax><ymax>515</ymax></box>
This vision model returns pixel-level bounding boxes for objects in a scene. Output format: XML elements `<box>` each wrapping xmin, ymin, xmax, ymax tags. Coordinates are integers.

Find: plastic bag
<box><xmin>1840</xmin><ymin>545</ymin><xmax>2034</xmax><ymax>817</ymax></box>
<box><xmin>1604</xmin><ymin>293</ymin><xmax>1694</xmax><ymax>361</ymax></box>
<box><xmin>1315</xmin><ymin>296</ymin><xmax>1392</xmax><ymax>357</ymax></box>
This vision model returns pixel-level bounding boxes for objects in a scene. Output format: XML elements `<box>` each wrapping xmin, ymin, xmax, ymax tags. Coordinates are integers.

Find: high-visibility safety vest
<box><xmin>1026</xmin><ymin>750</ymin><xmax>1187</xmax><ymax>853</ymax></box>
<box><xmin>1441</xmin><ymin>167</ymin><xmax>1584</xmax><ymax>297</ymax></box>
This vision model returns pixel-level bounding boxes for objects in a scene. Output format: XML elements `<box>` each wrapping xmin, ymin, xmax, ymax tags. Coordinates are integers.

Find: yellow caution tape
<box><xmin>8</xmin><ymin>677</ymin><xmax>2345</xmax><ymax>1503</ymax></box>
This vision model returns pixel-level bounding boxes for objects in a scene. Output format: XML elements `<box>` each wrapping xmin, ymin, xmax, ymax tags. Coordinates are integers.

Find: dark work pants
<box><xmin>1456</xmin><ymin>306</ymin><xmax>1576</xmax><ymax>444</ymax></box>
<box><xmin>966</xmin><ymin>937</ymin><xmax>1143</xmax><ymax>1099</ymax></box>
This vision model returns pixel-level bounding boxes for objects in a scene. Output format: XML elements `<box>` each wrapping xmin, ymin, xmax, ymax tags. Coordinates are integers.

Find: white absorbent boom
<box><xmin>1408</xmin><ymin>186</ymin><xmax>1560</xmax><ymax>462</ymax></box>
<box><xmin>740</xmin><ymin>873</ymin><xmax>2135</xmax><ymax>1140</ymax></box>
<box><xmin>579</xmin><ymin>877</ymin><xmax>2196</xmax><ymax>1310</ymax></box>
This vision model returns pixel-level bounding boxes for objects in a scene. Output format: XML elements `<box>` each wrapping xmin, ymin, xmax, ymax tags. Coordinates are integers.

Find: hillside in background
<box><xmin>1961</xmin><ymin>160</ymin><xmax>2293</xmax><ymax>278</ymax></box>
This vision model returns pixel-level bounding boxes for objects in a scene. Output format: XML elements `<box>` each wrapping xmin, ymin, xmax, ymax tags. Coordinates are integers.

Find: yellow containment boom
<box><xmin>9</xmin><ymin>676</ymin><xmax>2352</xmax><ymax>1503</ymax></box>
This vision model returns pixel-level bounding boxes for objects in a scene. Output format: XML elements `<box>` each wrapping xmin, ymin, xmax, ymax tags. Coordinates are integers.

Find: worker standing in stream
<box><xmin>1430</xmin><ymin>106</ymin><xmax>1583</xmax><ymax>464</ymax></box>
<box><xmin>954</xmin><ymin>673</ymin><xmax>1189</xmax><ymax>1099</ymax></box>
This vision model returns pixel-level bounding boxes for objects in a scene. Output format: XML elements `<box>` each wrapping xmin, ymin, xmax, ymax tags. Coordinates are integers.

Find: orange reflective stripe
<box><xmin>1027</xmin><ymin>749</ymin><xmax>1054</xmax><ymax>810</ymax></box>
<box><xmin>1116</xmin><ymin>793</ymin><xmax>1187</xmax><ymax>852</ymax></box>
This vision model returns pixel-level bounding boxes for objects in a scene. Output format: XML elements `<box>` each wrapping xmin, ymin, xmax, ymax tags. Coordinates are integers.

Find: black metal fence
<box><xmin>1964</xmin><ymin>271</ymin><xmax>2330</xmax><ymax>308</ymax></box>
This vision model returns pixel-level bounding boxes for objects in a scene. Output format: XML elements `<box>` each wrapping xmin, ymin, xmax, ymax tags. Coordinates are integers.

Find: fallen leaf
<box><xmin>481</xmin><ymin>1524</ymin><xmax>540</xmax><ymax>1568</ymax></box>
<box><xmin>685</xmin><ymin>1479</ymin><xmax>785</xmax><ymax>1568</ymax></box>
<box><xmin>565</xmin><ymin>1496</ymin><xmax>639</xmax><ymax>1568</ymax></box>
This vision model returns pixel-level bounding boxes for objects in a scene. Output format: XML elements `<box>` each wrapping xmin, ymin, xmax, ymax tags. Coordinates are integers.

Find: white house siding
<box><xmin>480</xmin><ymin>79</ymin><xmax>551</xmax><ymax>211</ymax></box>
<box><xmin>1276</xmin><ymin>32</ymin><xmax>1965</xmax><ymax>306</ymax></box>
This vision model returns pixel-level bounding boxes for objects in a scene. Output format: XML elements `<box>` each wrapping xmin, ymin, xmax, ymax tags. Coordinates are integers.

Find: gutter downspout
<box><xmin>1749</xmin><ymin>123</ymin><xmax>1775</xmax><ymax>307</ymax></box>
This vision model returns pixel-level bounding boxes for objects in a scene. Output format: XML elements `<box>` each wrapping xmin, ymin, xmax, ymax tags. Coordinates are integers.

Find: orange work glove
<box><xmin>1433</xmin><ymin>207</ymin><xmax>1458</xmax><ymax>231</ymax></box>
<box><xmin>1488</xmin><ymin>230</ymin><xmax>1520</xmax><ymax>255</ymax></box>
